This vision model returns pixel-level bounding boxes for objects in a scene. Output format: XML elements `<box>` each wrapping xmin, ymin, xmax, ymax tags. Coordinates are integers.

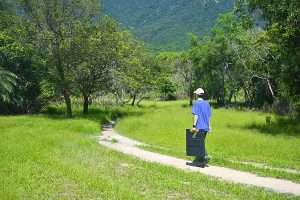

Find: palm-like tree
<box><xmin>0</xmin><ymin>67</ymin><xmax>17</xmax><ymax>102</ymax></box>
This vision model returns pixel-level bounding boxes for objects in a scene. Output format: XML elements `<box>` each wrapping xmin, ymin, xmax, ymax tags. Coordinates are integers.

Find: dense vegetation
<box><xmin>155</xmin><ymin>1</ymin><xmax>300</xmax><ymax>118</ymax></box>
<box><xmin>103</xmin><ymin>0</ymin><xmax>234</xmax><ymax>51</ymax></box>
<box><xmin>1</xmin><ymin>0</ymin><xmax>299</xmax><ymax>118</ymax></box>
<box><xmin>0</xmin><ymin>0</ymin><xmax>165</xmax><ymax>116</ymax></box>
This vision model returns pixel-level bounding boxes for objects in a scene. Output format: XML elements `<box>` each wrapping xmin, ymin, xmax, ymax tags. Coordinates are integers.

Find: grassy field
<box><xmin>116</xmin><ymin>101</ymin><xmax>300</xmax><ymax>183</ymax></box>
<box><xmin>1</xmin><ymin>106</ymin><xmax>298</xmax><ymax>199</ymax></box>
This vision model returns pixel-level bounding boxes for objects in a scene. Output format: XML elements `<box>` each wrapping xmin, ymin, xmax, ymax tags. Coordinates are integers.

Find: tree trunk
<box><xmin>189</xmin><ymin>92</ymin><xmax>193</xmax><ymax>106</ymax></box>
<box><xmin>54</xmin><ymin>41</ymin><xmax>72</xmax><ymax>118</ymax></box>
<box><xmin>189</xmin><ymin>77</ymin><xmax>193</xmax><ymax>106</ymax></box>
<box><xmin>219</xmin><ymin>90</ymin><xmax>225</xmax><ymax>106</ymax></box>
<box><xmin>243</xmin><ymin>87</ymin><xmax>251</xmax><ymax>106</ymax></box>
<box><xmin>63</xmin><ymin>90</ymin><xmax>72</xmax><ymax>118</ymax></box>
<box><xmin>220</xmin><ymin>74</ymin><xmax>226</xmax><ymax>106</ymax></box>
<box><xmin>83</xmin><ymin>94</ymin><xmax>89</xmax><ymax>115</ymax></box>
<box><xmin>131</xmin><ymin>93</ymin><xmax>136</xmax><ymax>106</ymax></box>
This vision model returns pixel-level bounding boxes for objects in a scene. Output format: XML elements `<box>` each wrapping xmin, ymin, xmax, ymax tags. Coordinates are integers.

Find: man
<box><xmin>191</xmin><ymin>88</ymin><xmax>212</xmax><ymax>166</ymax></box>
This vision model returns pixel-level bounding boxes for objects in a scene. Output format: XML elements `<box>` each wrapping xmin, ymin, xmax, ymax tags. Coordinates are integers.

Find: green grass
<box><xmin>1</xmin><ymin>105</ymin><xmax>298</xmax><ymax>199</ymax></box>
<box><xmin>116</xmin><ymin>101</ymin><xmax>300</xmax><ymax>183</ymax></box>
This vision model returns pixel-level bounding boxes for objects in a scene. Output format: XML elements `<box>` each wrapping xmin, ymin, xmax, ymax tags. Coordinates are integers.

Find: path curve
<box><xmin>99</xmin><ymin>126</ymin><xmax>300</xmax><ymax>196</ymax></box>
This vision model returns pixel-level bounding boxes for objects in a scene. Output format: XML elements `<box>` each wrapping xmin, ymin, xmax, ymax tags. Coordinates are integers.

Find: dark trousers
<box><xmin>195</xmin><ymin>131</ymin><xmax>208</xmax><ymax>162</ymax></box>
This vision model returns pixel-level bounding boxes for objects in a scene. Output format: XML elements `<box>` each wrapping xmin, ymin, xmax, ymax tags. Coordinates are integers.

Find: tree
<box><xmin>175</xmin><ymin>54</ymin><xmax>194</xmax><ymax>106</ymax></box>
<box><xmin>70</xmin><ymin>17</ymin><xmax>121</xmax><ymax>114</ymax></box>
<box><xmin>113</xmin><ymin>38</ymin><xmax>160</xmax><ymax>106</ymax></box>
<box><xmin>125</xmin><ymin>54</ymin><xmax>157</xmax><ymax>106</ymax></box>
<box><xmin>189</xmin><ymin>12</ymin><xmax>277</xmax><ymax>107</ymax></box>
<box><xmin>190</xmin><ymin>35</ymin><xmax>230</xmax><ymax>105</ymax></box>
<box><xmin>237</xmin><ymin>0</ymin><xmax>300</xmax><ymax>116</ymax></box>
<box><xmin>154</xmin><ymin>52</ymin><xmax>178</xmax><ymax>101</ymax></box>
<box><xmin>156</xmin><ymin>51</ymin><xmax>195</xmax><ymax>104</ymax></box>
<box><xmin>20</xmin><ymin>0</ymin><xmax>99</xmax><ymax>118</ymax></box>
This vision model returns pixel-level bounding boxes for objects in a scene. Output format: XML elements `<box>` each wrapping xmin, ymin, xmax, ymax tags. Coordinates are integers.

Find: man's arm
<box><xmin>193</xmin><ymin>115</ymin><xmax>198</xmax><ymax>127</ymax></box>
<box><xmin>192</xmin><ymin>115</ymin><xmax>198</xmax><ymax>132</ymax></box>
<box><xmin>192</xmin><ymin>102</ymin><xmax>199</xmax><ymax>132</ymax></box>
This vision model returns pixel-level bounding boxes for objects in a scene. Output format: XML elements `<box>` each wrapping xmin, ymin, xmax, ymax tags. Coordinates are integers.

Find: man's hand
<box><xmin>192</xmin><ymin>128</ymin><xmax>198</xmax><ymax>133</ymax></box>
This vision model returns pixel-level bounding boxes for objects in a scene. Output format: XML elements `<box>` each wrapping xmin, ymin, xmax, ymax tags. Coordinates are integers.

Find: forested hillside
<box><xmin>103</xmin><ymin>0</ymin><xmax>234</xmax><ymax>51</ymax></box>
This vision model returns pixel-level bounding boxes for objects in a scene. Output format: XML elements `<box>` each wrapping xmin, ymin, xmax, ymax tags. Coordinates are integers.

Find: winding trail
<box><xmin>99</xmin><ymin>125</ymin><xmax>300</xmax><ymax>196</ymax></box>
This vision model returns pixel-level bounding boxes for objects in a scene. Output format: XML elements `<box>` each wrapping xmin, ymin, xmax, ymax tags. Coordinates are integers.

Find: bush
<box><xmin>158</xmin><ymin>78</ymin><xmax>177</xmax><ymax>101</ymax></box>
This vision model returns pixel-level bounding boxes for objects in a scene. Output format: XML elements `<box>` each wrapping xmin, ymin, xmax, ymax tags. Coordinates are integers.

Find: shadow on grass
<box><xmin>244</xmin><ymin>118</ymin><xmax>300</xmax><ymax>137</ymax></box>
<box><xmin>41</xmin><ymin>105</ymin><xmax>146</xmax><ymax>127</ymax></box>
<box><xmin>181</xmin><ymin>103</ymin><xmax>190</xmax><ymax>108</ymax></box>
<box><xmin>137</xmin><ymin>104</ymin><xmax>158</xmax><ymax>109</ymax></box>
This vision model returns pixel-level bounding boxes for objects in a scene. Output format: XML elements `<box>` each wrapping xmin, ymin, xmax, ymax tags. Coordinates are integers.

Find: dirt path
<box><xmin>99</xmin><ymin>126</ymin><xmax>300</xmax><ymax>196</ymax></box>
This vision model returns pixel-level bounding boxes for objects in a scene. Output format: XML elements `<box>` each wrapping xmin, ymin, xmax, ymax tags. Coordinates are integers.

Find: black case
<box><xmin>186</xmin><ymin>129</ymin><xmax>206</xmax><ymax>157</ymax></box>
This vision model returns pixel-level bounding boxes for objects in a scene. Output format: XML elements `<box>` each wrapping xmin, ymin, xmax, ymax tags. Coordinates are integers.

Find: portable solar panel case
<box><xmin>186</xmin><ymin>129</ymin><xmax>205</xmax><ymax>157</ymax></box>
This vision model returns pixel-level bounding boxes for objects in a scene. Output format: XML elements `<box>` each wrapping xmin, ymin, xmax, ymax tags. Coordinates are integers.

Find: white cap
<box><xmin>194</xmin><ymin>88</ymin><xmax>205</xmax><ymax>95</ymax></box>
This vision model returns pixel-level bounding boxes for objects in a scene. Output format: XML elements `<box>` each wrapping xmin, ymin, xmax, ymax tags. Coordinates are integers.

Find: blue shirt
<box><xmin>192</xmin><ymin>99</ymin><xmax>212</xmax><ymax>132</ymax></box>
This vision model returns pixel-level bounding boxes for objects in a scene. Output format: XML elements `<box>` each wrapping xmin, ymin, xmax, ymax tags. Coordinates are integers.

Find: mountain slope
<box><xmin>103</xmin><ymin>0</ymin><xmax>234</xmax><ymax>51</ymax></box>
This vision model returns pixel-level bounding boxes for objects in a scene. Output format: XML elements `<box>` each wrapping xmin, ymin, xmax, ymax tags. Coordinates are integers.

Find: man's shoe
<box><xmin>186</xmin><ymin>160</ymin><xmax>207</xmax><ymax>168</ymax></box>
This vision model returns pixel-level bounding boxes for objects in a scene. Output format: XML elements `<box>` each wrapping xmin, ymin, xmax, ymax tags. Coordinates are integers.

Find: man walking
<box><xmin>191</xmin><ymin>88</ymin><xmax>212</xmax><ymax>166</ymax></box>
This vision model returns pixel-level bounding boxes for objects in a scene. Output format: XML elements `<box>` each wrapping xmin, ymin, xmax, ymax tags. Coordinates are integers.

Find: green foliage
<box><xmin>116</xmin><ymin>44</ymin><xmax>160</xmax><ymax>105</ymax></box>
<box><xmin>1</xmin><ymin>0</ymin><xmax>299</xmax><ymax>119</ymax></box>
<box><xmin>157</xmin><ymin>77</ymin><xmax>177</xmax><ymax>101</ymax></box>
<box><xmin>155</xmin><ymin>51</ymin><xmax>195</xmax><ymax>103</ymax></box>
<box><xmin>103</xmin><ymin>0</ymin><xmax>234</xmax><ymax>51</ymax></box>
<box><xmin>1</xmin><ymin>0</ymin><xmax>165</xmax><ymax>114</ymax></box>
<box><xmin>20</xmin><ymin>0</ymin><xmax>101</xmax><ymax>117</ymax></box>
<box><xmin>190</xmin><ymin>14</ymin><xmax>238</xmax><ymax>105</ymax></box>
<box><xmin>236</xmin><ymin>0</ymin><xmax>300</xmax><ymax>117</ymax></box>
<box><xmin>68</xmin><ymin>16</ymin><xmax>122</xmax><ymax>114</ymax></box>
<box><xmin>0</xmin><ymin>11</ymin><xmax>46</xmax><ymax>114</ymax></box>
<box><xmin>188</xmin><ymin>10</ymin><xmax>295</xmax><ymax>110</ymax></box>
<box><xmin>0</xmin><ymin>67</ymin><xmax>17</xmax><ymax>102</ymax></box>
